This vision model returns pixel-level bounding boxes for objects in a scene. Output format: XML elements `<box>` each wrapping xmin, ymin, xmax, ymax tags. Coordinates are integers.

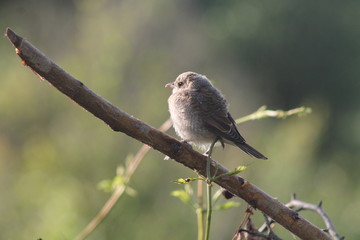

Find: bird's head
<box><xmin>165</xmin><ymin>71</ymin><xmax>212</xmax><ymax>93</ymax></box>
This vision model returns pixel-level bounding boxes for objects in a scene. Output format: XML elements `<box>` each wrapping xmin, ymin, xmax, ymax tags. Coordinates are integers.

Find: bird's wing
<box><xmin>190</xmin><ymin>87</ymin><xmax>246</xmax><ymax>144</ymax></box>
<box><xmin>204</xmin><ymin>112</ymin><xmax>246</xmax><ymax>144</ymax></box>
<box><xmin>205</xmin><ymin>111</ymin><xmax>268</xmax><ymax>159</ymax></box>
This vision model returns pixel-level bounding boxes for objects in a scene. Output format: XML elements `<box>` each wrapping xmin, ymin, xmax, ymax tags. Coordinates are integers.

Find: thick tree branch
<box><xmin>5</xmin><ymin>28</ymin><xmax>332</xmax><ymax>240</ymax></box>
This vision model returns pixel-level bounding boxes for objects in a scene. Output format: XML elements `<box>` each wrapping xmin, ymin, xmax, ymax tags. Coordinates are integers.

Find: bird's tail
<box><xmin>236</xmin><ymin>142</ymin><xmax>268</xmax><ymax>160</ymax></box>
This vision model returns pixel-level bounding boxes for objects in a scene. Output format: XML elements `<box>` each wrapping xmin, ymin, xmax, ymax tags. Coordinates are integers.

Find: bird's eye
<box><xmin>177</xmin><ymin>81</ymin><xmax>184</xmax><ymax>87</ymax></box>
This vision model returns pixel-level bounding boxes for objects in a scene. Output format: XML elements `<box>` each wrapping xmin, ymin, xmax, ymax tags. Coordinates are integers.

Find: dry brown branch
<box><xmin>286</xmin><ymin>194</ymin><xmax>344</xmax><ymax>240</ymax></box>
<box><xmin>5</xmin><ymin>28</ymin><xmax>332</xmax><ymax>240</ymax></box>
<box><xmin>233</xmin><ymin>207</ymin><xmax>282</xmax><ymax>240</ymax></box>
<box><xmin>258</xmin><ymin>194</ymin><xmax>344</xmax><ymax>240</ymax></box>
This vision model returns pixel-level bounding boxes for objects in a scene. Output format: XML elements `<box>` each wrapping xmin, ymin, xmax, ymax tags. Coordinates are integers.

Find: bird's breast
<box><xmin>168</xmin><ymin>92</ymin><xmax>215</xmax><ymax>146</ymax></box>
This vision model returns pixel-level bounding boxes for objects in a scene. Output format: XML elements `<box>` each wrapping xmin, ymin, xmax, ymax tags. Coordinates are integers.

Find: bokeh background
<box><xmin>1</xmin><ymin>0</ymin><xmax>359</xmax><ymax>239</ymax></box>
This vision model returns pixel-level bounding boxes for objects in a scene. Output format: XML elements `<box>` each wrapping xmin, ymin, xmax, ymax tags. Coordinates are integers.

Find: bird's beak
<box><xmin>165</xmin><ymin>82</ymin><xmax>175</xmax><ymax>89</ymax></box>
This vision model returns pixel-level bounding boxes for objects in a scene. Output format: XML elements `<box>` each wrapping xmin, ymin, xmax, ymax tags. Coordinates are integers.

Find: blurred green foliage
<box><xmin>0</xmin><ymin>0</ymin><xmax>359</xmax><ymax>239</ymax></box>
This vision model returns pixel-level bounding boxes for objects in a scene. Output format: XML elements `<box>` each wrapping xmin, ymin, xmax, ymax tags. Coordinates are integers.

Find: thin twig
<box><xmin>75</xmin><ymin>119</ymin><xmax>172</xmax><ymax>240</ymax></box>
<box><xmin>204</xmin><ymin>139</ymin><xmax>217</xmax><ymax>240</ymax></box>
<box><xmin>239</xmin><ymin>206</ymin><xmax>253</xmax><ymax>232</ymax></box>
<box><xmin>262</xmin><ymin>213</ymin><xmax>282</xmax><ymax>240</ymax></box>
<box><xmin>286</xmin><ymin>194</ymin><xmax>344</xmax><ymax>240</ymax></box>
<box><xmin>236</xmin><ymin>105</ymin><xmax>311</xmax><ymax>125</ymax></box>
<box><xmin>197</xmin><ymin>180</ymin><xmax>204</xmax><ymax>240</ymax></box>
<box><xmin>232</xmin><ymin>206</ymin><xmax>253</xmax><ymax>240</ymax></box>
<box><xmin>205</xmin><ymin>182</ymin><xmax>212</xmax><ymax>240</ymax></box>
<box><xmin>239</xmin><ymin>229</ymin><xmax>270</xmax><ymax>239</ymax></box>
<box><xmin>233</xmin><ymin>207</ymin><xmax>281</xmax><ymax>240</ymax></box>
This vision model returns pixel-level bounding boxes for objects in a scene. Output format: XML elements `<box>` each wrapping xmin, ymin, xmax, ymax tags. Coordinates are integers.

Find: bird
<box><xmin>165</xmin><ymin>71</ymin><xmax>267</xmax><ymax>160</ymax></box>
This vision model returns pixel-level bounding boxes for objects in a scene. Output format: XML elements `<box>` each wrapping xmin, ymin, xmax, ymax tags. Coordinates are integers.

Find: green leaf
<box><xmin>124</xmin><ymin>155</ymin><xmax>134</xmax><ymax>169</ymax></box>
<box><xmin>212</xmin><ymin>188</ymin><xmax>224</xmax><ymax>202</ymax></box>
<box><xmin>234</xmin><ymin>165</ymin><xmax>248</xmax><ymax>173</ymax></box>
<box><xmin>184</xmin><ymin>183</ymin><xmax>193</xmax><ymax>196</ymax></box>
<box><xmin>125</xmin><ymin>186</ymin><xmax>137</xmax><ymax>197</ymax></box>
<box><xmin>97</xmin><ymin>175</ymin><xmax>125</xmax><ymax>193</ymax></box>
<box><xmin>171</xmin><ymin>190</ymin><xmax>191</xmax><ymax>204</ymax></box>
<box><xmin>97</xmin><ymin>179</ymin><xmax>114</xmax><ymax>192</ymax></box>
<box><xmin>215</xmin><ymin>201</ymin><xmax>240</xmax><ymax>211</ymax></box>
<box><xmin>173</xmin><ymin>177</ymin><xmax>201</xmax><ymax>184</ymax></box>
<box><xmin>112</xmin><ymin>175</ymin><xmax>125</xmax><ymax>188</ymax></box>
<box><xmin>116</xmin><ymin>165</ymin><xmax>125</xmax><ymax>176</ymax></box>
<box><xmin>214</xmin><ymin>165</ymin><xmax>248</xmax><ymax>180</ymax></box>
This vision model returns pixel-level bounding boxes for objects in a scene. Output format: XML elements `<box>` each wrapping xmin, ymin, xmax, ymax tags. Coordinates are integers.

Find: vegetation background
<box><xmin>0</xmin><ymin>0</ymin><xmax>359</xmax><ymax>239</ymax></box>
